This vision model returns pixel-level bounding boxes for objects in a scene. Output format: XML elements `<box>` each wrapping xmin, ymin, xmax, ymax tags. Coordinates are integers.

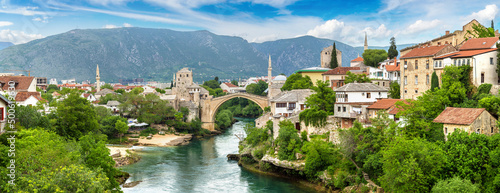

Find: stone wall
<box><xmin>179</xmin><ymin>101</ymin><xmax>199</xmax><ymax>122</ymax></box>
<box><xmin>255</xmin><ymin>112</ymin><xmax>272</xmax><ymax>128</ymax></box>
<box><xmin>321</xmin><ymin>45</ymin><xmax>342</xmax><ymax>68</ymax></box>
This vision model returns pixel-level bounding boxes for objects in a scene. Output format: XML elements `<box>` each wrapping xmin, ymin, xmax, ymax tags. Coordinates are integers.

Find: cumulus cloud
<box><xmin>103</xmin><ymin>24</ymin><xmax>118</xmax><ymax>29</ymax></box>
<box><xmin>306</xmin><ymin>19</ymin><xmax>392</xmax><ymax>45</ymax></box>
<box><xmin>402</xmin><ymin>19</ymin><xmax>441</xmax><ymax>34</ymax></box>
<box><xmin>32</xmin><ymin>16</ymin><xmax>50</xmax><ymax>23</ymax></box>
<box><xmin>0</xmin><ymin>29</ymin><xmax>43</xmax><ymax>44</ymax></box>
<box><xmin>0</xmin><ymin>21</ymin><xmax>13</xmax><ymax>27</ymax></box>
<box><xmin>464</xmin><ymin>4</ymin><xmax>498</xmax><ymax>25</ymax></box>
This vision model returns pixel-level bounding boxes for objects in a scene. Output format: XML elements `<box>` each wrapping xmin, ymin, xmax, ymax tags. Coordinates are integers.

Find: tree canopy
<box><xmin>362</xmin><ymin>49</ymin><xmax>388</xmax><ymax>67</ymax></box>
<box><xmin>281</xmin><ymin>73</ymin><xmax>313</xmax><ymax>91</ymax></box>
<box><xmin>329</xmin><ymin>42</ymin><xmax>339</xmax><ymax>69</ymax></box>
<box><xmin>388</xmin><ymin>37</ymin><xmax>398</xmax><ymax>59</ymax></box>
<box><xmin>344</xmin><ymin>71</ymin><xmax>371</xmax><ymax>84</ymax></box>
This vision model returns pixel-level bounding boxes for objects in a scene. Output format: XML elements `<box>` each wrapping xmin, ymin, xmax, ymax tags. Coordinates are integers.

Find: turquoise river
<box><xmin>120</xmin><ymin>118</ymin><xmax>318</xmax><ymax>193</ymax></box>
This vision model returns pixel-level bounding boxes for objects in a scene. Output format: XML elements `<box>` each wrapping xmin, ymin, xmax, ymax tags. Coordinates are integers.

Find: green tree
<box><xmin>305</xmin><ymin>80</ymin><xmax>336</xmax><ymax>113</ymax></box>
<box><xmin>281</xmin><ymin>73</ymin><xmax>313</xmax><ymax>91</ymax></box>
<box><xmin>131</xmin><ymin>87</ymin><xmax>144</xmax><ymax>94</ymax></box>
<box><xmin>231</xmin><ymin>80</ymin><xmax>239</xmax><ymax>86</ymax></box>
<box><xmin>431</xmin><ymin>176</ymin><xmax>480</xmax><ymax>193</ymax></box>
<box><xmin>155</xmin><ymin>88</ymin><xmax>166</xmax><ymax>94</ymax></box>
<box><xmin>54</xmin><ymin>92</ymin><xmax>99</xmax><ymax>139</ymax></box>
<box><xmin>380</xmin><ymin>137</ymin><xmax>446</xmax><ymax>193</ymax></box>
<box><xmin>465</xmin><ymin>23</ymin><xmax>495</xmax><ymax>38</ymax></box>
<box><xmin>275</xmin><ymin>120</ymin><xmax>302</xmax><ymax>161</ymax></box>
<box><xmin>388</xmin><ymin>81</ymin><xmax>400</xmax><ymax>99</ymax></box>
<box><xmin>46</xmin><ymin>84</ymin><xmax>59</xmax><ymax>93</ymax></box>
<box><xmin>101</xmin><ymin>83</ymin><xmax>113</xmax><ymax>90</ymax></box>
<box><xmin>115</xmin><ymin>120</ymin><xmax>129</xmax><ymax>143</ymax></box>
<box><xmin>215</xmin><ymin>109</ymin><xmax>233</xmax><ymax>129</ymax></box>
<box><xmin>329</xmin><ymin>42</ymin><xmax>339</xmax><ymax>69</ymax></box>
<box><xmin>203</xmin><ymin>79</ymin><xmax>220</xmax><ymax>89</ymax></box>
<box><xmin>304</xmin><ymin>139</ymin><xmax>338</xmax><ymax>179</ymax></box>
<box><xmin>114</xmin><ymin>88</ymin><xmax>125</xmax><ymax>94</ymax></box>
<box><xmin>344</xmin><ymin>71</ymin><xmax>371</xmax><ymax>84</ymax></box>
<box><xmin>246</xmin><ymin>80</ymin><xmax>268</xmax><ymax>96</ymax></box>
<box><xmin>388</xmin><ymin>37</ymin><xmax>398</xmax><ymax>59</ymax></box>
<box><xmin>16</xmin><ymin>105</ymin><xmax>52</xmax><ymax>130</ymax></box>
<box><xmin>431</xmin><ymin>71</ymin><xmax>440</xmax><ymax>91</ymax></box>
<box><xmin>214</xmin><ymin>76</ymin><xmax>219</xmax><ymax>82</ymax></box>
<box><xmin>362</xmin><ymin>49</ymin><xmax>388</xmax><ymax>67</ymax></box>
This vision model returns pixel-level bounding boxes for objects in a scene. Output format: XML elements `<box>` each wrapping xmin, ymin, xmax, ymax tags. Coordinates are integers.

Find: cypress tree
<box><xmin>388</xmin><ymin>37</ymin><xmax>398</xmax><ymax>59</ymax></box>
<box><xmin>329</xmin><ymin>42</ymin><xmax>339</xmax><ymax>69</ymax></box>
<box><xmin>492</xmin><ymin>20</ymin><xmax>495</xmax><ymax>29</ymax></box>
<box><xmin>431</xmin><ymin>71</ymin><xmax>439</xmax><ymax>91</ymax></box>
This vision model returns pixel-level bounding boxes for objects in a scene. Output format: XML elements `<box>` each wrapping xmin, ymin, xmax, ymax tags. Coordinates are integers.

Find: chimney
<box><xmin>445</xmin><ymin>30</ymin><xmax>450</xmax><ymax>35</ymax></box>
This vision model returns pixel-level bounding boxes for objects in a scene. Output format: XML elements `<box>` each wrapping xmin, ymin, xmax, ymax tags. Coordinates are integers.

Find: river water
<box><xmin>121</xmin><ymin>118</ymin><xmax>318</xmax><ymax>193</ymax></box>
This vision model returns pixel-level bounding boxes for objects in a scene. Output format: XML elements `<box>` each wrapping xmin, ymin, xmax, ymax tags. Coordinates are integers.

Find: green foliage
<box><xmin>388</xmin><ymin>37</ymin><xmax>398</xmax><ymax>59</ymax></box>
<box><xmin>54</xmin><ymin>92</ymin><xmax>99</xmax><ymax>139</ymax></box>
<box><xmin>301</xmin><ymin>131</ymin><xmax>308</xmax><ymax>142</ymax></box>
<box><xmin>245</xmin><ymin>80</ymin><xmax>268</xmax><ymax>96</ymax></box>
<box><xmin>281</xmin><ymin>73</ymin><xmax>313</xmax><ymax>91</ymax></box>
<box><xmin>115</xmin><ymin>120</ymin><xmax>129</xmax><ymax>143</ymax></box>
<box><xmin>131</xmin><ymin>87</ymin><xmax>144</xmax><ymax>94</ymax></box>
<box><xmin>139</xmin><ymin>127</ymin><xmax>159</xmax><ymax>136</ymax></box>
<box><xmin>344</xmin><ymin>71</ymin><xmax>371</xmax><ymax>84</ymax></box>
<box><xmin>304</xmin><ymin>140</ymin><xmax>338</xmax><ymax>179</ymax></box>
<box><xmin>431</xmin><ymin>71</ymin><xmax>440</xmax><ymax>91</ymax></box>
<box><xmin>362</xmin><ymin>49</ymin><xmax>388</xmax><ymax>67</ymax></box>
<box><xmin>231</xmin><ymin>80</ymin><xmax>239</xmax><ymax>86</ymax></box>
<box><xmin>431</xmin><ymin>176</ymin><xmax>480</xmax><ymax>193</ymax></box>
<box><xmin>244</xmin><ymin>124</ymin><xmax>269</xmax><ymax>147</ymax></box>
<box><xmin>299</xmin><ymin>107</ymin><xmax>327</xmax><ymax>127</ymax></box>
<box><xmin>46</xmin><ymin>84</ymin><xmax>59</xmax><ymax>93</ymax></box>
<box><xmin>388</xmin><ymin>81</ymin><xmax>400</xmax><ymax>99</ymax></box>
<box><xmin>216</xmin><ymin>109</ymin><xmax>233</xmax><ymax>129</ymax></box>
<box><xmin>304</xmin><ymin>80</ymin><xmax>336</xmax><ymax>113</ymax></box>
<box><xmin>98</xmin><ymin>93</ymin><xmax>117</xmax><ymax>105</ymax></box>
<box><xmin>476</xmin><ymin>84</ymin><xmax>492</xmax><ymax>98</ymax></box>
<box><xmin>16</xmin><ymin>105</ymin><xmax>52</xmax><ymax>130</ymax></box>
<box><xmin>465</xmin><ymin>23</ymin><xmax>496</xmax><ymax>38</ymax></box>
<box><xmin>79</xmin><ymin>133</ymin><xmax>120</xmax><ymax>190</ymax></box>
<box><xmin>155</xmin><ymin>88</ymin><xmax>166</xmax><ymax>94</ymax></box>
<box><xmin>276</xmin><ymin>120</ymin><xmax>301</xmax><ymax>161</ymax></box>
<box><xmin>115</xmin><ymin>88</ymin><xmax>125</xmax><ymax>94</ymax></box>
<box><xmin>380</xmin><ymin>137</ymin><xmax>446</xmax><ymax>193</ymax></box>
<box><xmin>100</xmin><ymin>114</ymin><xmax>128</xmax><ymax>139</ymax></box>
<box><xmin>101</xmin><ymin>83</ymin><xmax>113</xmax><ymax>90</ymax></box>
<box><xmin>329</xmin><ymin>42</ymin><xmax>339</xmax><ymax>69</ymax></box>
<box><xmin>203</xmin><ymin>79</ymin><xmax>220</xmax><ymax>89</ymax></box>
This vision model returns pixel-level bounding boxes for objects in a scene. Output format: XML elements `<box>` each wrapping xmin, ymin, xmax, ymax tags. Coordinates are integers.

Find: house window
<box><xmin>276</xmin><ymin>103</ymin><xmax>287</xmax><ymax>108</ymax></box>
<box><xmin>415</xmin><ymin>60</ymin><xmax>418</xmax><ymax>69</ymax></box>
<box><xmin>426</xmin><ymin>60</ymin><xmax>429</xmax><ymax>69</ymax></box>
<box><xmin>382</xmin><ymin>82</ymin><xmax>385</xmax><ymax>86</ymax></box>
<box><xmin>367</xmin><ymin>92</ymin><xmax>371</xmax><ymax>98</ymax></box>
<box><xmin>338</xmin><ymin>106</ymin><xmax>341</xmax><ymax>112</ymax></box>
<box><xmin>301</xmin><ymin>104</ymin><xmax>305</xmax><ymax>110</ymax></box>
<box><xmin>476</xmin><ymin>129</ymin><xmax>480</xmax><ymax>134</ymax></box>
<box><xmin>415</xmin><ymin>90</ymin><xmax>418</xmax><ymax>94</ymax></box>
<box><xmin>288</xmin><ymin>103</ymin><xmax>296</xmax><ymax>110</ymax></box>
<box><xmin>404</xmin><ymin>61</ymin><xmax>407</xmax><ymax>69</ymax></box>
<box><xmin>415</xmin><ymin>75</ymin><xmax>418</xmax><ymax>85</ymax></box>
<box><xmin>467</xmin><ymin>59</ymin><xmax>470</xmax><ymax>65</ymax></box>
<box><xmin>404</xmin><ymin>90</ymin><xmax>407</xmax><ymax>94</ymax></box>
<box><xmin>404</xmin><ymin>76</ymin><xmax>407</xmax><ymax>85</ymax></box>
<box><xmin>343</xmin><ymin>107</ymin><xmax>346</xmax><ymax>112</ymax></box>
<box><xmin>454</xmin><ymin>59</ymin><xmax>457</xmax><ymax>66</ymax></box>
<box><xmin>0</xmin><ymin>107</ymin><xmax>3</xmax><ymax>121</ymax></box>
<box><xmin>379</xmin><ymin>92</ymin><xmax>381</xmax><ymax>96</ymax></box>
<box><xmin>426</xmin><ymin>75</ymin><xmax>429</xmax><ymax>85</ymax></box>
<box><xmin>491</xmin><ymin>57</ymin><xmax>494</xmax><ymax>65</ymax></box>
<box><xmin>445</xmin><ymin>127</ymin><xmax>448</xmax><ymax>134</ymax></box>
<box><xmin>439</xmin><ymin>61</ymin><xmax>442</xmax><ymax>67</ymax></box>
<box><xmin>187</xmin><ymin>74</ymin><xmax>189</xmax><ymax>77</ymax></box>
<box><xmin>492</xmin><ymin>127</ymin><xmax>494</xmax><ymax>133</ymax></box>
<box><xmin>481</xmin><ymin>73</ymin><xmax>485</xmax><ymax>83</ymax></box>
<box><xmin>434</xmin><ymin>61</ymin><xmax>438</xmax><ymax>68</ymax></box>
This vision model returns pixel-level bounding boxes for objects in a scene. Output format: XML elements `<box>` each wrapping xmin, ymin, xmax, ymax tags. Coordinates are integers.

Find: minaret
<box><xmin>268</xmin><ymin>54</ymin><xmax>272</xmax><ymax>86</ymax></box>
<box><xmin>364</xmin><ymin>32</ymin><xmax>368</xmax><ymax>51</ymax></box>
<box><xmin>96</xmin><ymin>64</ymin><xmax>101</xmax><ymax>92</ymax></box>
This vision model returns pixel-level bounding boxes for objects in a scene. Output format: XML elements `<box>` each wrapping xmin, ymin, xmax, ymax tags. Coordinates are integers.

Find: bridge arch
<box><xmin>200</xmin><ymin>92</ymin><xmax>269</xmax><ymax>130</ymax></box>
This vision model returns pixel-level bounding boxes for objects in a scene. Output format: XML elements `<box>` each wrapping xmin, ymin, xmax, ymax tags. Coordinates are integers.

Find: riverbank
<box><xmin>136</xmin><ymin>134</ymin><xmax>193</xmax><ymax>146</ymax></box>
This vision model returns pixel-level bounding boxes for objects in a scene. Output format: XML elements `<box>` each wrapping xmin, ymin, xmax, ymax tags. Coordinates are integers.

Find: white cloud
<box><xmin>32</xmin><ymin>16</ymin><xmax>49</xmax><ymax>23</ymax></box>
<box><xmin>87</xmin><ymin>0</ymin><xmax>132</xmax><ymax>6</ymax></box>
<box><xmin>0</xmin><ymin>29</ymin><xmax>43</xmax><ymax>44</ymax></box>
<box><xmin>123</xmin><ymin>23</ymin><xmax>132</xmax><ymax>27</ymax></box>
<box><xmin>306</xmin><ymin>19</ymin><xmax>392</xmax><ymax>45</ymax></box>
<box><xmin>0</xmin><ymin>6</ymin><xmax>50</xmax><ymax>16</ymax></box>
<box><xmin>403</xmin><ymin>19</ymin><xmax>441</xmax><ymax>34</ymax></box>
<box><xmin>0</xmin><ymin>21</ymin><xmax>13</xmax><ymax>27</ymax></box>
<box><xmin>464</xmin><ymin>4</ymin><xmax>499</xmax><ymax>25</ymax></box>
<box><xmin>379</xmin><ymin>0</ymin><xmax>417</xmax><ymax>13</ymax></box>
<box><xmin>104</xmin><ymin>24</ymin><xmax>118</xmax><ymax>29</ymax></box>
<box><xmin>232</xmin><ymin>0</ymin><xmax>299</xmax><ymax>8</ymax></box>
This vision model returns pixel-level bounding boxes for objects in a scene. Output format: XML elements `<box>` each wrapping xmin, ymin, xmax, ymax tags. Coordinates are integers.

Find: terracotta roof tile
<box><xmin>433</xmin><ymin>107</ymin><xmax>486</xmax><ymax>125</ymax></box>
<box><xmin>0</xmin><ymin>76</ymin><xmax>35</xmax><ymax>91</ymax></box>
<box><xmin>388</xmin><ymin>100</ymin><xmax>411</xmax><ymax>115</ymax></box>
<box><xmin>434</xmin><ymin>48</ymin><xmax>497</xmax><ymax>59</ymax></box>
<box><xmin>323</xmin><ymin>67</ymin><xmax>360</xmax><ymax>75</ymax></box>
<box><xmin>385</xmin><ymin>64</ymin><xmax>400</xmax><ymax>72</ymax></box>
<box><xmin>223</xmin><ymin>82</ymin><xmax>238</xmax><ymax>87</ymax></box>
<box><xmin>459</xmin><ymin>37</ymin><xmax>499</xmax><ymax>50</ymax></box>
<box><xmin>367</xmin><ymin>99</ymin><xmax>403</xmax><ymax>110</ymax></box>
<box><xmin>351</xmin><ymin>57</ymin><xmax>364</xmax><ymax>62</ymax></box>
<box><xmin>400</xmin><ymin>45</ymin><xmax>449</xmax><ymax>59</ymax></box>
<box><xmin>15</xmin><ymin>92</ymin><xmax>41</xmax><ymax>102</ymax></box>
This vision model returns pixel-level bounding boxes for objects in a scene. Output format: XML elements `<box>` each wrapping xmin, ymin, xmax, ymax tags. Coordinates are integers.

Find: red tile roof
<box><xmin>434</xmin><ymin>48</ymin><xmax>497</xmax><ymax>59</ymax></box>
<box><xmin>367</xmin><ymin>99</ymin><xmax>403</xmax><ymax>110</ymax></box>
<box><xmin>401</xmin><ymin>45</ymin><xmax>449</xmax><ymax>59</ymax></box>
<box><xmin>323</xmin><ymin>67</ymin><xmax>360</xmax><ymax>75</ymax></box>
<box><xmin>433</xmin><ymin>107</ymin><xmax>486</xmax><ymax>125</ymax></box>
<box><xmin>15</xmin><ymin>92</ymin><xmax>43</xmax><ymax>102</ymax></box>
<box><xmin>385</xmin><ymin>64</ymin><xmax>400</xmax><ymax>72</ymax></box>
<box><xmin>459</xmin><ymin>37</ymin><xmax>499</xmax><ymax>50</ymax></box>
<box><xmin>223</xmin><ymin>82</ymin><xmax>238</xmax><ymax>87</ymax></box>
<box><xmin>351</xmin><ymin>57</ymin><xmax>364</xmax><ymax>62</ymax></box>
<box><xmin>0</xmin><ymin>76</ymin><xmax>35</xmax><ymax>91</ymax></box>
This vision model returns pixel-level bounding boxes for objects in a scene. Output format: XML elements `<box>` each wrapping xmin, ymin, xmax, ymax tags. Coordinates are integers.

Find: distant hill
<box><xmin>354</xmin><ymin>44</ymin><xmax>416</xmax><ymax>58</ymax></box>
<box><xmin>0</xmin><ymin>28</ymin><xmax>362</xmax><ymax>83</ymax></box>
<box><xmin>0</xmin><ymin>42</ymin><xmax>13</xmax><ymax>50</ymax></box>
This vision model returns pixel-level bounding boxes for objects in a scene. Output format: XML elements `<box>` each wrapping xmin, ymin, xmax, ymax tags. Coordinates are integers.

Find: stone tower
<box><xmin>364</xmin><ymin>32</ymin><xmax>368</xmax><ymax>51</ymax></box>
<box><xmin>268</xmin><ymin>54</ymin><xmax>272</xmax><ymax>87</ymax></box>
<box><xmin>320</xmin><ymin>46</ymin><xmax>342</xmax><ymax>68</ymax></box>
<box><xmin>96</xmin><ymin>64</ymin><xmax>100</xmax><ymax>92</ymax></box>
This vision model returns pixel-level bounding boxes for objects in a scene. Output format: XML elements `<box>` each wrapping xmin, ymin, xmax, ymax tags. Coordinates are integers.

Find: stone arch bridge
<box><xmin>201</xmin><ymin>92</ymin><xmax>268</xmax><ymax>130</ymax></box>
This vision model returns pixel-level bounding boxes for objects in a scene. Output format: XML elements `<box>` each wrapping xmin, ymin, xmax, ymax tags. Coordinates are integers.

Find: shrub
<box><xmin>140</xmin><ymin>127</ymin><xmax>159</xmax><ymax>136</ymax></box>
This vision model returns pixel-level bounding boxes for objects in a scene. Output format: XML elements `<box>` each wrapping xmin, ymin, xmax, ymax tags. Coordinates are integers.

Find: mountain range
<box><xmin>0</xmin><ymin>28</ymin><xmax>414</xmax><ymax>83</ymax></box>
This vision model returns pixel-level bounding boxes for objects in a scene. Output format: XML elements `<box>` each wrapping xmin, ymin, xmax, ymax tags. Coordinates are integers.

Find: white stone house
<box><xmin>81</xmin><ymin>93</ymin><xmax>97</xmax><ymax>103</ymax></box>
<box><xmin>334</xmin><ymin>83</ymin><xmax>389</xmax><ymax>128</ymax></box>
<box><xmin>15</xmin><ymin>92</ymin><xmax>45</xmax><ymax>106</ymax></box>
<box><xmin>0</xmin><ymin>95</ymin><xmax>12</xmax><ymax>133</ymax></box>
<box><xmin>106</xmin><ymin>100</ymin><xmax>121</xmax><ymax>113</ymax></box>
<box><xmin>270</xmin><ymin>89</ymin><xmax>313</xmax><ymax>118</ymax></box>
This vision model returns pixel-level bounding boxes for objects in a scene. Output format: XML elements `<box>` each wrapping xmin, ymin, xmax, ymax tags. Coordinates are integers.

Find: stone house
<box><xmin>400</xmin><ymin>44</ymin><xmax>457</xmax><ymax>99</ymax></box>
<box><xmin>366</xmin><ymin>99</ymin><xmax>405</xmax><ymax>123</ymax></box>
<box><xmin>0</xmin><ymin>76</ymin><xmax>37</xmax><ymax>94</ymax></box>
<box><xmin>81</xmin><ymin>93</ymin><xmax>97</xmax><ymax>103</ymax></box>
<box><xmin>220</xmin><ymin>82</ymin><xmax>244</xmax><ymax>93</ymax></box>
<box><xmin>433</xmin><ymin>37</ymin><xmax>499</xmax><ymax>87</ymax></box>
<box><xmin>0</xmin><ymin>95</ymin><xmax>12</xmax><ymax>133</ymax></box>
<box><xmin>322</xmin><ymin>67</ymin><xmax>360</xmax><ymax>89</ymax></box>
<box><xmin>320</xmin><ymin>45</ymin><xmax>342</xmax><ymax>68</ymax></box>
<box><xmin>269</xmin><ymin>89</ymin><xmax>313</xmax><ymax>118</ymax></box>
<box><xmin>433</xmin><ymin>107</ymin><xmax>498</xmax><ymax>140</ymax></box>
<box><xmin>334</xmin><ymin>83</ymin><xmax>388</xmax><ymax>128</ymax></box>
<box><xmin>15</xmin><ymin>92</ymin><xmax>45</xmax><ymax>106</ymax></box>
<box><xmin>106</xmin><ymin>100</ymin><xmax>121</xmax><ymax>113</ymax></box>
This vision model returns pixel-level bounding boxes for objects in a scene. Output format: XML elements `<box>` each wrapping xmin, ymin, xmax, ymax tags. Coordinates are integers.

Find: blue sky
<box><xmin>0</xmin><ymin>0</ymin><xmax>498</xmax><ymax>47</ymax></box>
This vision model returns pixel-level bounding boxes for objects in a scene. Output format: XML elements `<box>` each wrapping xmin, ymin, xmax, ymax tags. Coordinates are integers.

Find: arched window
<box><xmin>476</xmin><ymin>129</ymin><xmax>480</xmax><ymax>134</ymax></box>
